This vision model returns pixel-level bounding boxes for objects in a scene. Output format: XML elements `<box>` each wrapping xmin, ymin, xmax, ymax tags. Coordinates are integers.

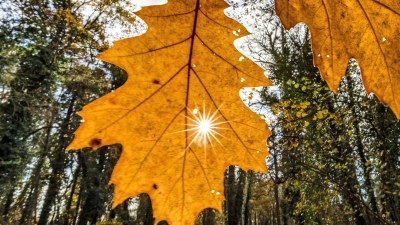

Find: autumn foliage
<box><xmin>275</xmin><ymin>0</ymin><xmax>400</xmax><ymax>117</ymax></box>
<box><xmin>66</xmin><ymin>0</ymin><xmax>400</xmax><ymax>224</ymax></box>
<box><xmin>67</xmin><ymin>0</ymin><xmax>271</xmax><ymax>224</ymax></box>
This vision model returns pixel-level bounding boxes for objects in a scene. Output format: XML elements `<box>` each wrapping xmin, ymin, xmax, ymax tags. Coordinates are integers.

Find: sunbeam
<box><xmin>174</xmin><ymin>102</ymin><xmax>230</xmax><ymax>157</ymax></box>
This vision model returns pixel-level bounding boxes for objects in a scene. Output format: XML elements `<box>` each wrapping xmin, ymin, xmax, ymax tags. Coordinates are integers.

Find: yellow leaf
<box><xmin>249</xmin><ymin>92</ymin><xmax>254</xmax><ymax>100</ymax></box>
<box><xmin>67</xmin><ymin>0</ymin><xmax>271</xmax><ymax>224</ymax></box>
<box><xmin>282</xmin><ymin>100</ymin><xmax>290</xmax><ymax>107</ymax></box>
<box><xmin>317</xmin><ymin>111</ymin><xmax>324</xmax><ymax>119</ymax></box>
<box><xmin>304</xmin><ymin>121</ymin><xmax>309</xmax><ymax>127</ymax></box>
<box><xmin>299</xmin><ymin>101</ymin><xmax>310</xmax><ymax>109</ymax></box>
<box><xmin>275</xmin><ymin>1</ymin><xmax>400</xmax><ymax>118</ymax></box>
<box><xmin>296</xmin><ymin>111</ymin><xmax>301</xmax><ymax>118</ymax></box>
<box><xmin>271</xmin><ymin>105</ymin><xmax>278</xmax><ymax>114</ymax></box>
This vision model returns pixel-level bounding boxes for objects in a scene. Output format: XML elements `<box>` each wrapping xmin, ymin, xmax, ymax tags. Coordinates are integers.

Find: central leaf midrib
<box><xmin>185</xmin><ymin>0</ymin><xmax>201</xmax><ymax>145</ymax></box>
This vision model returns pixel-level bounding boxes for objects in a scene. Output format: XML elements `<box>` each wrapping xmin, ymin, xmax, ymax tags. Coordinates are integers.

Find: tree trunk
<box><xmin>1</xmin><ymin>184</ymin><xmax>15</xmax><ymax>221</ymax></box>
<box><xmin>136</xmin><ymin>194</ymin><xmax>154</xmax><ymax>225</ymax></box>
<box><xmin>202</xmin><ymin>209</ymin><xmax>215</xmax><ymax>225</ymax></box>
<box><xmin>326</xmin><ymin>96</ymin><xmax>366</xmax><ymax>225</ymax></box>
<box><xmin>346</xmin><ymin>70</ymin><xmax>380</xmax><ymax>221</ymax></box>
<box><xmin>244</xmin><ymin>171</ymin><xmax>253</xmax><ymax>225</ymax></box>
<box><xmin>272</xmin><ymin>152</ymin><xmax>281</xmax><ymax>225</ymax></box>
<box><xmin>38</xmin><ymin>94</ymin><xmax>76</xmax><ymax>225</ymax></box>
<box><xmin>225</xmin><ymin>166</ymin><xmax>245</xmax><ymax>225</ymax></box>
<box><xmin>20</xmin><ymin>124</ymin><xmax>52</xmax><ymax>224</ymax></box>
<box><xmin>63</xmin><ymin>153</ymin><xmax>81</xmax><ymax>225</ymax></box>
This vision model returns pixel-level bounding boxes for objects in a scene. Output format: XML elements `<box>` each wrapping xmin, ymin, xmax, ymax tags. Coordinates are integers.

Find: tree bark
<box><xmin>63</xmin><ymin>153</ymin><xmax>81</xmax><ymax>225</ymax></box>
<box><xmin>38</xmin><ymin>94</ymin><xmax>76</xmax><ymax>225</ymax></box>
<box><xmin>20</xmin><ymin>124</ymin><xmax>52</xmax><ymax>224</ymax></box>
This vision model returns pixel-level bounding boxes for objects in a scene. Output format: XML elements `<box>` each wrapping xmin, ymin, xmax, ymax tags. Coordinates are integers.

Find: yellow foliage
<box><xmin>299</xmin><ymin>101</ymin><xmax>310</xmax><ymax>109</ymax></box>
<box><xmin>67</xmin><ymin>0</ymin><xmax>271</xmax><ymax>224</ymax></box>
<box><xmin>276</xmin><ymin>0</ymin><xmax>400</xmax><ymax>118</ymax></box>
<box><xmin>295</xmin><ymin>111</ymin><xmax>308</xmax><ymax>118</ymax></box>
<box><xmin>271</xmin><ymin>105</ymin><xmax>279</xmax><ymax>114</ymax></box>
<box><xmin>249</xmin><ymin>92</ymin><xmax>254</xmax><ymax>100</ymax></box>
<box><xmin>315</xmin><ymin>109</ymin><xmax>329</xmax><ymax>119</ymax></box>
<box><xmin>296</xmin><ymin>111</ymin><xmax>302</xmax><ymax>118</ymax></box>
<box><xmin>282</xmin><ymin>100</ymin><xmax>290</xmax><ymax>108</ymax></box>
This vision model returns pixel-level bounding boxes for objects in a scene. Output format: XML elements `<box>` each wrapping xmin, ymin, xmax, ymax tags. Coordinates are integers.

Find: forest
<box><xmin>1</xmin><ymin>0</ymin><xmax>400</xmax><ymax>224</ymax></box>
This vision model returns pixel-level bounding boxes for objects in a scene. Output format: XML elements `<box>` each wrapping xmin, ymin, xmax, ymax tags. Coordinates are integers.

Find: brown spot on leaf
<box><xmin>152</xmin><ymin>79</ymin><xmax>160</xmax><ymax>84</ymax></box>
<box><xmin>89</xmin><ymin>138</ymin><xmax>102</xmax><ymax>147</ymax></box>
<box><xmin>153</xmin><ymin>184</ymin><xmax>158</xmax><ymax>189</ymax></box>
<box><xmin>109</xmin><ymin>98</ymin><xmax>116</xmax><ymax>105</ymax></box>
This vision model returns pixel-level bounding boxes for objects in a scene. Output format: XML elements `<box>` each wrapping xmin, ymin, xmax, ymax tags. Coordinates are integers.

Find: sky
<box><xmin>131</xmin><ymin>0</ymin><xmax>167</xmax><ymax>10</ymax></box>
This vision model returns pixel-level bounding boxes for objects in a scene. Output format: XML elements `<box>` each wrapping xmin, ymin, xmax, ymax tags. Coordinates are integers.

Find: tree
<box><xmin>246</xmin><ymin>3</ymin><xmax>400</xmax><ymax>224</ymax></box>
<box><xmin>0</xmin><ymin>0</ymin><xmax>136</xmax><ymax>223</ymax></box>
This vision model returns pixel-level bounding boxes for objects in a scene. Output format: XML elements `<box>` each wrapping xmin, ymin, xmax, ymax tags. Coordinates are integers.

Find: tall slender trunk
<box><xmin>273</xmin><ymin>152</ymin><xmax>281</xmax><ymax>225</ymax></box>
<box><xmin>38</xmin><ymin>94</ymin><xmax>76</xmax><ymax>225</ymax></box>
<box><xmin>202</xmin><ymin>209</ymin><xmax>216</xmax><ymax>225</ymax></box>
<box><xmin>72</xmin><ymin>172</ymin><xmax>84</xmax><ymax>225</ymax></box>
<box><xmin>136</xmin><ymin>194</ymin><xmax>154</xmax><ymax>225</ymax></box>
<box><xmin>373</xmin><ymin>104</ymin><xmax>400</xmax><ymax>223</ymax></box>
<box><xmin>20</xmin><ymin>123</ymin><xmax>52</xmax><ymax>224</ymax></box>
<box><xmin>273</xmin><ymin>184</ymin><xmax>281</xmax><ymax>225</ymax></box>
<box><xmin>225</xmin><ymin>166</ymin><xmax>244</xmax><ymax>225</ymax></box>
<box><xmin>244</xmin><ymin>171</ymin><xmax>253</xmax><ymax>225</ymax></box>
<box><xmin>12</xmin><ymin>180</ymin><xmax>31</xmax><ymax>213</ymax></box>
<box><xmin>2</xmin><ymin>183</ymin><xmax>15</xmax><ymax>221</ymax></box>
<box><xmin>227</xmin><ymin>166</ymin><xmax>236</xmax><ymax>225</ymax></box>
<box><xmin>63</xmin><ymin>153</ymin><xmax>81</xmax><ymax>225</ymax></box>
<box><xmin>19</xmin><ymin>186</ymin><xmax>35</xmax><ymax>224</ymax></box>
<box><xmin>346</xmin><ymin>73</ymin><xmax>380</xmax><ymax>222</ymax></box>
<box><xmin>326</xmin><ymin>96</ymin><xmax>366</xmax><ymax>225</ymax></box>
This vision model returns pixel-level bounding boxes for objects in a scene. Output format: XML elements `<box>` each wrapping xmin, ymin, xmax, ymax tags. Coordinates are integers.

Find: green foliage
<box><xmin>251</xmin><ymin>9</ymin><xmax>400</xmax><ymax>224</ymax></box>
<box><xmin>0</xmin><ymin>0</ymin><xmax>133</xmax><ymax>223</ymax></box>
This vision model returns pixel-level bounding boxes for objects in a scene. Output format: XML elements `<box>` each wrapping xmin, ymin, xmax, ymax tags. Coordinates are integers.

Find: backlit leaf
<box><xmin>275</xmin><ymin>0</ymin><xmax>400</xmax><ymax>117</ymax></box>
<box><xmin>67</xmin><ymin>0</ymin><xmax>271</xmax><ymax>224</ymax></box>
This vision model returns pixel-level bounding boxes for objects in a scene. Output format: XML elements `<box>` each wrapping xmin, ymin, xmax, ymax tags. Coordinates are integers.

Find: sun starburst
<box><xmin>175</xmin><ymin>102</ymin><xmax>229</xmax><ymax>153</ymax></box>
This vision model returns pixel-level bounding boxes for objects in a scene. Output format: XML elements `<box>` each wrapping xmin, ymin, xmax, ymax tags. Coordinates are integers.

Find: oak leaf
<box><xmin>275</xmin><ymin>0</ymin><xmax>400</xmax><ymax>117</ymax></box>
<box><xmin>67</xmin><ymin>0</ymin><xmax>271</xmax><ymax>224</ymax></box>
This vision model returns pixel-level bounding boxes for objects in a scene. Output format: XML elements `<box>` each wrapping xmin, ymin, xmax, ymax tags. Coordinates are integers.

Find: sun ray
<box><xmin>174</xmin><ymin>102</ymin><xmax>230</xmax><ymax>157</ymax></box>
